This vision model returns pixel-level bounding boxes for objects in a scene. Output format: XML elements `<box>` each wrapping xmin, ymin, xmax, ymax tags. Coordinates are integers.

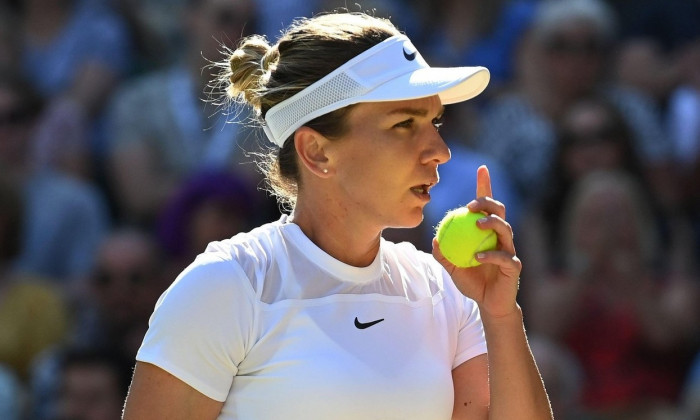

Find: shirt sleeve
<box><xmin>447</xmin><ymin>273</ymin><xmax>488</xmax><ymax>369</ymax></box>
<box><xmin>136</xmin><ymin>251</ymin><xmax>258</xmax><ymax>402</ymax></box>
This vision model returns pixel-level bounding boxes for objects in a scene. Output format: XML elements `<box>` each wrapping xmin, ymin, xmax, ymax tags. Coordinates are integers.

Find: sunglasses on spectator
<box><xmin>561</xmin><ymin>124</ymin><xmax>621</xmax><ymax>145</ymax></box>
<box><xmin>94</xmin><ymin>269</ymin><xmax>152</xmax><ymax>287</ymax></box>
<box><xmin>545</xmin><ymin>37</ymin><xmax>607</xmax><ymax>56</ymax></box>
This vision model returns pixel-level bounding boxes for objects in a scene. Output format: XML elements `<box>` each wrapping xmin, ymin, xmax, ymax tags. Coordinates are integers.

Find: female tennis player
<box><xmin>122</xmin><ymin>12</ymin><xmax>552</xmax><ymax>420</ymax></box>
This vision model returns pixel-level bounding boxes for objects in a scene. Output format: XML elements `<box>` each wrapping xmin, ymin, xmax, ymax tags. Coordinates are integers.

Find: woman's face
<box><xmin>326</xmin><ymin>95</ymin><xmax>450</xmax><ymax>230</ymax></box>
<box><xmin>540</xmin><ymin>21</ymin><xmax>607</xmax><ymax>98</ymax></box>
<box><xmin>561</xmin><ymin>104</ymin><xmax>624</xmax><ymax>180</ymax></box>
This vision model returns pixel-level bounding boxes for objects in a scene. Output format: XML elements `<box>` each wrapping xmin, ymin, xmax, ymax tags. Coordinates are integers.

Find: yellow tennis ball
<box><xmin>435</xmin><ymin>207</ymin><xmax>498</xmax><ymax>268</ymax></box>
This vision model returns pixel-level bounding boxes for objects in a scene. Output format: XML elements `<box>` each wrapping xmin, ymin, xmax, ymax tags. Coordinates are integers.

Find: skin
<box><xmin>123</xmin><ymin>96</ymin><xmax>552</xmax><ymax>419</ymax></box>
<box><xmin>291</xmin><ymin>95</ymin><xmax>449</xmax><ymax>267</ymax></box>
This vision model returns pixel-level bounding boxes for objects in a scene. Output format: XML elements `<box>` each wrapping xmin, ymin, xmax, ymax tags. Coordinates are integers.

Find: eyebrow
<box><xmin>386</xmin><ymin>106</ymin><xmax>445</xmax><ymax>118</ymax></box>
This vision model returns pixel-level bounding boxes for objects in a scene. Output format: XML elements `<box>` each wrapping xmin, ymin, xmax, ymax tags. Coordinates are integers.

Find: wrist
<box><xmin>480</xmin><ymin>303</ymin><xmax>523</xmax><ymax>327</ymax></box>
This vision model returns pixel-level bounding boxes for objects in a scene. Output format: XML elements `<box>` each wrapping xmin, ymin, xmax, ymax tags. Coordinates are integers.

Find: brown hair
<box><xmin>216</xmin><ymin>12</ymin><xmax>400</xmax><ymax>208</ymax></box>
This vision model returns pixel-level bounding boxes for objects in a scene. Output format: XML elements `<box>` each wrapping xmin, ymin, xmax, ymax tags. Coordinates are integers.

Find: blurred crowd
<box><xmin>0</xmin><ymin>0</ymin><xmax>698</xmax><ymax>419</ymax></box>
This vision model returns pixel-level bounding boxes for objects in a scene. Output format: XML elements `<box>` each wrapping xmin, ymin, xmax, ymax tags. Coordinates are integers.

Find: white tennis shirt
<box><xmin>136</xmin><ymin>216</ymin><xmax>487</xmax><ymax>419</ymax></box>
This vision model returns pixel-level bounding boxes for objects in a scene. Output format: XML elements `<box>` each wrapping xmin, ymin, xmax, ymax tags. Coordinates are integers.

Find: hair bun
<box><xmin>227</xmin><ymin>35</ymin><xmax>276</xmax><ymax>108</ymax></box>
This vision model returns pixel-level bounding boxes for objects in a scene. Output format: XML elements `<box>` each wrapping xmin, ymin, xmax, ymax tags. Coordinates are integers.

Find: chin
<box><xmin>388</xmin><ymin>208</ymin><xmax>425</xmax><ymax>229</ymax></box>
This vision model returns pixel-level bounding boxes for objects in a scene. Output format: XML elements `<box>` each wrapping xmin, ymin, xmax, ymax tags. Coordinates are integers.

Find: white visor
<box><xmin>262</xmin><ymin>34</ymin><xmax>490</xmax><ymax>147</ymax></box>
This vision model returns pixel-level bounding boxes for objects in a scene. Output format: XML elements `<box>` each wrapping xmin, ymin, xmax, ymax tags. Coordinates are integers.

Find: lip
<box><xmin>409</xmin><ymin>180</ymin><xmax>437</xmax><ymax>202</ymax></box>
<box><xmin>410</xmin><ymin>188</ymin><xmax>430</xmax><ymax>202</ymax></box>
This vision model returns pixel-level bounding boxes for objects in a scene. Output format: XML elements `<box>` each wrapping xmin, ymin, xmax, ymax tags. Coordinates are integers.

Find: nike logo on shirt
<box><xmin>354</xmin><ymin>317</ymin><xmax>385</xmax><ymax>329</ymax></box>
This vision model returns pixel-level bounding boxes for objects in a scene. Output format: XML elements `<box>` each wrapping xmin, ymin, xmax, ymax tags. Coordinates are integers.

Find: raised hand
<box><xmin>432</xmin><ymin>165</ymin><xmax>522</xmax><ymax>318</ymax></box>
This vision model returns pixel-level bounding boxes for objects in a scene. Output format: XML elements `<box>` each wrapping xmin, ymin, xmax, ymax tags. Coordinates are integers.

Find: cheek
<box><xmin>548</xmin><ymin>56</ymin><xmax>601</xmax><ymax>88</ymax></box>
<box><xmin>339</xmin><ymin>140</ymin><xmax>397</xmax><ymax>186</ymax></box>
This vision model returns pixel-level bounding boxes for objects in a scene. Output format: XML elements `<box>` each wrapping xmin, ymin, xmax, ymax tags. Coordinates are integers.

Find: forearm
<box><xmin>482</xmin><ymin>306</ymin><xmax>553</xmax><ymax>420</ymax></box>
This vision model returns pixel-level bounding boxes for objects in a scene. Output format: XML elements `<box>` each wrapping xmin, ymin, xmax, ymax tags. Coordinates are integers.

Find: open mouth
<box><xmin>410</xmin><ymin>182</ymin><xmax>435</xmax><ymax>197</ymax></box>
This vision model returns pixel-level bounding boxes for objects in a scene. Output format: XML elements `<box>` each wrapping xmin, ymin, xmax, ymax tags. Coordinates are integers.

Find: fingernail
<box><xmin>476</xmin><ymin>253</ymin><xmax>486</xmax><ymax>259</ymax></box>
<box><xmin>467</xmin><ymin>200</ymin><xmax>478</xmax><ymax>209</ymax></box>
<box><xmin>477</xmin><ymin>217</ymin><xmax>488</xmax><ymax>224</ymax></box>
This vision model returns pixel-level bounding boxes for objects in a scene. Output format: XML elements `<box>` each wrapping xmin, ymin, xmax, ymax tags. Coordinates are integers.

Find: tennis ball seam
<box><xmin>468</xmin><ymin>230</ymin><xmax>497</xmax><ymax>266</ymax></box>
<box><xmin>438</xmin><ymin>214</ymin><xmax>455</xmax><ymax>235</ymax></box>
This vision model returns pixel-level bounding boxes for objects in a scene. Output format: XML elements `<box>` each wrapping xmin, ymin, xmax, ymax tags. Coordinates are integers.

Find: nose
<box><xmin>421</xmin><ymin>128</ymin><xmax>451</xmax><ymax>166</ymax></box>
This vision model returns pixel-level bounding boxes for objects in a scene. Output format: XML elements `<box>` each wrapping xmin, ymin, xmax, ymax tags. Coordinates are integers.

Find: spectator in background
<box><xmin>105</xmin><ymin>0</ymin><xmax>260</xmax><ymax>225</ymax></box>
<box><xmin>609</xmin><ymin>0</ymin><xmax>700</xmax><ymax>256</ymax></box>
<box><xmin>52</xmin><ymin>348</ymin><xmax>132</xmax><ymax>420</ymax></box>
<box><xmin>610</xmin><ymin>0</ymin><xmax>700</xmax><ymax>106</ymax></box>
<box><xmin>157</xmin><ymin>170</ymin><xmax>274</xmax><ymax>272</ymax></box>
<box><xmin>517</xmin><ymin>96</ymin><xmax>682</xmax><ymax>284</ymax></box>
<box><xmin>11</xmin><ymin>0</ymin><xmax>133</xmax><ymax>179</ymax></box>
<box><xmin>527</xmin><ymin>170</ymin><xmax>700</xmax><ymax>419</ymax></box>
<box><xmin>29</xmin><ymin>228</ymin><xmax>166</xmax><ymax>419</ymax></box>
<box><xmin>112</xmin><ymin>0</ymin><xmax>190</xmax><ymax>71</ymax></box>
<box><xmin>0</xmin><ymin>69</ymin><xmax>108</xmax><ymax>286</ymax></box>
<box><xmin>74</xmin><ymin>228</ymin><xmax>168</xmax><ymax>359</ymax></box>
<box><xmin>473</xmin><ymin>0</ymin><xmax>672</xmax><ymax>205</ymax></box>
<box><xmin>0</xmin><ymin>174</ymin><xmax>69</xmax><ymax>383</ymax></box>
<box><xmin>419</xmin><ymin>0</ymin><xmax>537</xmax><ymax>91</ymax></box>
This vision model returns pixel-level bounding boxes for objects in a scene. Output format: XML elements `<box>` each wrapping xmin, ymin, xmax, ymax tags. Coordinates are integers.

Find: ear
<box><xmin>294</xmin><ymin>126</ymin><xmax>333</xmax><ymax>178</ymax></box>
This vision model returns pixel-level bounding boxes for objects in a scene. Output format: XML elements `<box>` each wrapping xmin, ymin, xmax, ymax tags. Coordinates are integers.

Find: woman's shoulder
<box><xmin>205</xmin><ymin>219</ymin><xmax>285</xmax><ymax>263</ymax></box>
<box><xmin>176</xmin><ymin>219</ymin><xmax>287</xmax><ymax>297</ymax></box>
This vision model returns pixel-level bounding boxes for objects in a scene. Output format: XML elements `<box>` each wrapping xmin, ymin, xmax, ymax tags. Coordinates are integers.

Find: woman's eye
<box><xmin>394</xmin><ymin>118</ymin><xmax>414</xmax><ymax>129</ymax></box>
<box><xmin>432</xmin><ymin>115</ymin><xmax>445</xmax><ymax>131</ymax></box>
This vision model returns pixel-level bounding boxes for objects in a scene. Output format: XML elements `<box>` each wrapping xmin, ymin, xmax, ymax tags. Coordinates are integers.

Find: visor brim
<box><xmin>361</xmin><ymin>66</ymin><xmax>490</xmax><ymax>104</ymax></box>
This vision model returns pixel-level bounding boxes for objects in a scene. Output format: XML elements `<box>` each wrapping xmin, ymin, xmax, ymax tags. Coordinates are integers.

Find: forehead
<box><xmin>565</xmin><ymin>104</ymin><xmax>608</xmax><ymax>128</ymax></box>
<box><xmin>349</xmin><ymin>95</ymin><xmax>444</xmax><ymax>120</ymax></box>
<box><xmin>98</xmin><ymin>235</ymin><xmax>154</xmax><ymax>267</ymax></box>
<box><xmin>546</xmin><ymin>20</ymin><xmax>603</xmax><ymax>40</ymax></box>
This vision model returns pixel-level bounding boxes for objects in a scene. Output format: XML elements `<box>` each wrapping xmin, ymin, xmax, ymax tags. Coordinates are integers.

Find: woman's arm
<box><xmin>436</xmin><ymin>165</ymin><xmax>553</xmax><ymax>420</ymax></box>
<box><xmin>451</xmin><ymin>312</ymin><xmax>550</xmax><ymax>420</ymax></box>
<box><xmin>451</xmin><ymin>354</ymin><xmax>489</xmax><ymax>419</ymax></box>
<box><xmin>122</xmin><ymin>362</ymin><xmax>223</xmax><ymax>419</ymax></box>
<box><xmin>480</xmin><ymin>307</ymin><xmax>552</xmax><ymax>419</ymax></box>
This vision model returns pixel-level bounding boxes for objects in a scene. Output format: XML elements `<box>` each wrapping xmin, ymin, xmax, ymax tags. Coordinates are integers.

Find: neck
<box><xmin>290</xmin><ymin>192</ymin><xmax>382</xmax><ymax>268</ymax></box>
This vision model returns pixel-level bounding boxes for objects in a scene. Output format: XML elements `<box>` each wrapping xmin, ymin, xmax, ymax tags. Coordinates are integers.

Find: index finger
<box><xmin>476</xmin><ymin>165</ymin><xmax>493</xmax><ymax>199</ymax></box>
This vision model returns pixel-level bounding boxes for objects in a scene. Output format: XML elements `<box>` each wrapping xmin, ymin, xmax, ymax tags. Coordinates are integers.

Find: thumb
<box><xmin>432</xmin><ymin>239</ymin><xmax>456</xmax><ymax>275</ymax></box>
